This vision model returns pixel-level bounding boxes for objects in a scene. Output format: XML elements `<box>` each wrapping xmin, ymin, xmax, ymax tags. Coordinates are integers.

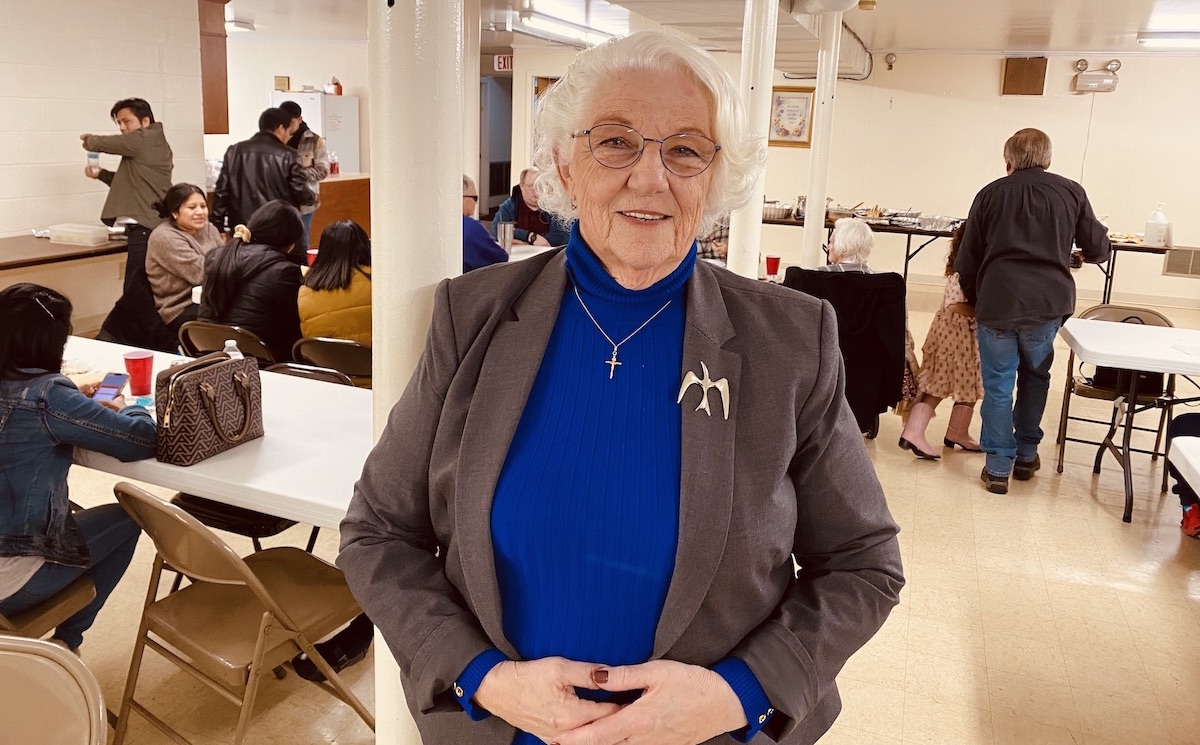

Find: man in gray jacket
<box><xmin>82</xmin><ymin>97</ymin><xmax>176</xmax><ymax>350</ymax></box>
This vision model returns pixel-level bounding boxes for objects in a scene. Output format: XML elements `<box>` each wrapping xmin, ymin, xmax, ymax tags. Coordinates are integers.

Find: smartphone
<box><xmin>93</xmin><ymin>372</ymin><xmax>129</xmax><ymax>402</ymax></box>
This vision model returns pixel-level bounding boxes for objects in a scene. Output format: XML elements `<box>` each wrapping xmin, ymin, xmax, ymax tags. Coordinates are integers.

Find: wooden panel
<box><xmin>1002</xmin><ymin>57</ymin><xmax>1047</xmax><ymax>96</ymax></box>
<box><xmin>199</xmin><ymin>0</ymin><xmax>230</xmax><ymax>134</ymax></box>
<box><xmin>310</xmin><ymin>178</ymin><xmax>371</xmax><ymax>248</ymax></box>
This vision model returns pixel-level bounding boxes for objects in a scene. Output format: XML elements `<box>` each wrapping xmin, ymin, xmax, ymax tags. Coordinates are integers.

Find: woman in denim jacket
<box><xmin>0</xmin><ymin>283</ymin><xmax>156</xmax><ymax>652</ymax></box>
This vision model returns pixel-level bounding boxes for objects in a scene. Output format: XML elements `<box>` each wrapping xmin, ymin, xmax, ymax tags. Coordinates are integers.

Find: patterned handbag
<box><xmin>154</xmin><ymin>352</ymin><xmax>264</xmax><ymax>466</ymax></box>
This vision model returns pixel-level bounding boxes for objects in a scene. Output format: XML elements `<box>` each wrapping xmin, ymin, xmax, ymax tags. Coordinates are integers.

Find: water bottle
<box><xmin>223</xmin><ymin>339</ymin><xmax>244</xmax><ymax>360</ymax></box>
<box><xmin>1144</xmin><ymin>204</ymin><xmax>1172</xmax><ymax>248</ymax></box>
<box><xmin>87</xmin><ymin>152</ymin><xmax>100</xmax><ymax>176</ymax></box>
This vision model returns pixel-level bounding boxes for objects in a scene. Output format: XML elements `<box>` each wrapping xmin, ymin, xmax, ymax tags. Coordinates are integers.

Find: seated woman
<box><xmin>146</xmin><ymin>183</ymin><xmax>224</xmax><ymax>337</ymax></box>
<box><xmin>815</xmin><ymin>217</ymin><xmax>875</xmax><ymax>273</ymax></box>
<box><xmin>199</xmin><ymin>201</ymin><xmax>305</xmax><ymax>362</ymax></box>
<box><xmin>297</xmin><ymin>220</ymin><xmax>372</xmax><ymax>346</ymax></box>
<box><xmin>0</xmin><ymin>284</ymin><xmax>157</xmax><ymax>652</ymax></box>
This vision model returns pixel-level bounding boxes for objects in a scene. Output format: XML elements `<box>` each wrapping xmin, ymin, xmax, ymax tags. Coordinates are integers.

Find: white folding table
<box><xmin>1058</xmin><ymin>318</ymin><xmax>1200</xmax><ymax>522</ymax></box>
<box><xmin>67</xmin><ymin>336</ymin><xmax>373</xmax><ymax>530</ymax></box>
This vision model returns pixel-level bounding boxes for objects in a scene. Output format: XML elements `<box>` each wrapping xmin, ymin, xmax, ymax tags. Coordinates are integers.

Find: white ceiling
<box><xmin>226</xmin><ymin>0</ymin><xmax>1200</xmax><ymax>66</ymax></box>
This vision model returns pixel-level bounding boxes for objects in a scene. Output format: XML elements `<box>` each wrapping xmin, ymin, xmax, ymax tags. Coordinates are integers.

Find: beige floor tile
<box><xmin>1157</xmin><ymin>699</ymin><xmax>1200</xmax><ymax>745</ymax></box>
<box><xmin>816</xmin><ymin>721</ymin><xmax>902</xmax><ymax>744</ymax></box>
<box><xmin>983</xmin><ymin>631</ymin><xmax>1069</xmax><ymax>685</ymax></box>
<box><xmin>1061</xmin><ymin>644</ymin><xmax>1153</xmax><ymax>697</ymax></box>
<box><xmin>1120</xmin><ymin>595</ymin><xmax>1200</xmax><ymax>636</ymax></box>
<box><xmin>906</xmin><ymin>615</ymin><xmax>986</xmax><ymax>664</ymax></box>
<box><xmin>1073</xmin><ymin>687</ymin><xmax>1172</xmax><ymax>744</ymax></box>
<box><xmin>902</xmin><ymin>693</ymin><xmax>992</xmax><ymax>744</ymax></box>
<box><xmin>836</xmin><ymin>679</ymin><xmax>905</xmax><ymax>739</ymax></box>
<box><xmin>904</xmin><ymin>651</ymin><xmax>990</xmax><ymax>710</ymax></box>
<box><xmin>986</xmin><ymin>669</ymin><xmax>1080</xmax><ymax>730</ymax></box>
<box><xmin>842</xmin><ymin>644</ymin><xmax>909</xmax><ymax>690</ymax></box>
<box><xmin>990</xmin><ymin>715</ymin><xmax>1085</xmax><ymax>745</ymax></box>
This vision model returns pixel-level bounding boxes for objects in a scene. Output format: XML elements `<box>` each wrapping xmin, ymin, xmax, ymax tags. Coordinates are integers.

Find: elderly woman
<box><xmin>815</xmin><ymin>217</ymin><xmax>874</xmax><ymax>272</ymax></box>
<box><xmin>339</xmin><ymin>31</ymin><xmax>902</xmax><ymax>745</ymax></box>
<box><xmin>146</xmin><ymin>183</ymin><xmax>224</xmax><ymax>336</ymax></box>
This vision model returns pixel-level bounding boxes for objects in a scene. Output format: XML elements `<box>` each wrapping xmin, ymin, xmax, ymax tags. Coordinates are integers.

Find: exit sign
<box><xmin>494</xmin><ymin>54</ymin><xmax>513</xmax><ymax>72</ymax></box>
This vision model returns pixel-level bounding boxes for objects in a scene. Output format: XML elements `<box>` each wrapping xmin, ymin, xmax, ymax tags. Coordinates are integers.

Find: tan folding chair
<box><xmin>0</xmin><ymin>574</ymin><xmax>95</xmax><ymax>640</ymax></box>
<box><xmin>1055</xmin><ymin>304</ymin><xmax>1177</xmax><ymax>490</ymax></box>
<box><xmin>0</xmin><ymin>634</ymin><xmax>107</xmax><ymax>745</ymax></box>
<box><xmin>292</xmin><ymin>337</ymin><xmax>372</xmax><ymax>388</ymax></box>
<box><xmin>265</xmin><ymin>362</ymin><xmax>355</xmax><ymax>387</ymax></box>
<box><xmin>179</xmin><ymin>320</ymin><xmax>276</xmax><ymax>367</ymax></box>
<box><xmin>112</xmin><ymin>482</ymin><xmax>374</xmax><ymax>745</ymax></box>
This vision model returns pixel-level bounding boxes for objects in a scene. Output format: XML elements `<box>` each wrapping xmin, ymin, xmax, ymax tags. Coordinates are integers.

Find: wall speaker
<box><xmin>1002</xmin><ymin>57</ymin><xmax>1048</xmax><ymax>95</ymax></box>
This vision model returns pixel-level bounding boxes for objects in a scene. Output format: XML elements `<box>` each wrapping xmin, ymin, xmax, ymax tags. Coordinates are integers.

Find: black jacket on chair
<box><xmin>211</xmin><ymin>132</ymin><xmax>313</xmax><ymax>232</ymax></box>
<box><xmin>783</xmin><ymin>268</ymin><xmax>906</xmax><ymax>433</ymax></box>
<box><xmin>198</xmin><ymin>243</ymin><xmax>302</xmax><ymax>363</ymax></box>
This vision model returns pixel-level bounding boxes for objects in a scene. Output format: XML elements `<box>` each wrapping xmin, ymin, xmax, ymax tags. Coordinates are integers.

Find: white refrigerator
<box><xmin>270</xmin><ymin>91</ymin><xmax>361</xmax><ymax>174</ymax></box>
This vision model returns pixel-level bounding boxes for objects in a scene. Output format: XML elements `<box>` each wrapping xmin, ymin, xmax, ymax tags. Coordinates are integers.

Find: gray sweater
<box><xmin>146</xmin><ymin>220</ymin><xmax>223</xmax><ymax>323</ymax></box>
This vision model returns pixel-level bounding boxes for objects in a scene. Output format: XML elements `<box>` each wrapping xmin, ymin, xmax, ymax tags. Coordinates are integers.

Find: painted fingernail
<box><xmin>593</xmin><ymin>669</ymin><xmax>609</xmax><ymax>684</ymax></box>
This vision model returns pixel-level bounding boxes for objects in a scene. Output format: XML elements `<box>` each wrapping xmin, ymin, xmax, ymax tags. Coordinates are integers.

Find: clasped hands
<box><xmin>473</xmin><ymin>657</ymin><xmax>747</xmax><ymax>745</ymax></box>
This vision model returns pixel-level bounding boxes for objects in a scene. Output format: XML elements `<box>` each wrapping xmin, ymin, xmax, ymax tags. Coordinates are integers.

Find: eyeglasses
<box><xmin>572</xmin><ymin>123</ymin><xmax>720</xmax><ymax>178</ymax></box>
<box><xmin>463</xmin><ymin>194</ymin><xmax>479</xmax><ymax>201</ymax></box>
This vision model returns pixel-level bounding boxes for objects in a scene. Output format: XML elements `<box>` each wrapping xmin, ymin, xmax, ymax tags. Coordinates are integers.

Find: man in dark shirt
<box><xmin>956</xmin><ymin>128</ymin><xmax>1110</xmax><ymax>494</ymax></box>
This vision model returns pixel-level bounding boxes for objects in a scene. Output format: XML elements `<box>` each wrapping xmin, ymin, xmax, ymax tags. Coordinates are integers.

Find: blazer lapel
<box><xmin>654</xmin><ymin>263</ymin><xmax>741</xmax><ymax>657</ymax></box>
<box><xmin>454</xmin><ymin>253</ymin><xmax>568</xmax><ymax>659</ymax></box>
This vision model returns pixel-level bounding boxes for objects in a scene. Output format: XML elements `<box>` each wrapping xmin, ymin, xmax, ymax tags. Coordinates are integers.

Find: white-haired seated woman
<box><xmin>815</xmin><ymin>217</ymin><xmax>874</xmax><ymax>273</ymax></box>
<box><xmin>338</xmin><ymin>30</ymin><xmax>902</xmax><ymax>745</ymax></box>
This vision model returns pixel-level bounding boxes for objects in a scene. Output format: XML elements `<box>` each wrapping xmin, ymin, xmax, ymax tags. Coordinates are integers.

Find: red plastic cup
<box><xmin>123</xmin><ymin>350</ymin><xmax>154</xmax><ymax>396</ymax></box>
<box><xmin>765</xmin><ymin>255</ymin><xmax>781</xmax><ymax>276</ymax></box>
<box><xmin>306</xmin><ymin>248</ymin><xmax>319</xmax><ymax>266</ymax></box>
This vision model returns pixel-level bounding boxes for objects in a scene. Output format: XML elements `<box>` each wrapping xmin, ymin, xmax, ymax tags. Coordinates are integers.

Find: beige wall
<box><xmin>204</xmin><ymin>37</ymin><xmax>370</xmax><ymax>169</ymax></box>
<box><xmin>0</xmin><ymin>0</ymin><xmax>207</xmax><ymax>325</ymax></box>
<box><xmin>509</xmin><ymin>46</ymin><xmax>1200</xmax><ymax>308</ymax></box>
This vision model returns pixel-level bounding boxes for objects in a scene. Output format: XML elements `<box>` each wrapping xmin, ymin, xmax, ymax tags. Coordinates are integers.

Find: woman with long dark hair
<box><xmin>297</xmin><ymin>220</ymin><xmax>372</xmax><ymax>346</ymax></box>
<box><xmin>146</xmin><ymin>182</ymin><xmax>224</xmax><ymax>336</ymax></box>
<box><xmin>199</xmin><ymin>200</ymin><xmax>305</xmax><ymax>361</ymax></box>
<box><xmin>0</xmin><ymin>284</ymin><xmax>156</xmax><ymax>652</ymax></box>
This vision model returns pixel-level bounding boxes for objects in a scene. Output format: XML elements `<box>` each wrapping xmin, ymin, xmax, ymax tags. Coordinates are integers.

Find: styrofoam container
<box><xmin>49</xmin><ymin>223</ymin><xmax>109</xmax><ymax>246</ymax></box>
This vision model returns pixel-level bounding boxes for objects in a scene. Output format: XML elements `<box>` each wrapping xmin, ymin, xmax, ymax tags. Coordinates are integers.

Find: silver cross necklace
<box><xmin>573</xmin><ymin>286</ymin><xmax>672</xmax><ymax>380</ymax></box>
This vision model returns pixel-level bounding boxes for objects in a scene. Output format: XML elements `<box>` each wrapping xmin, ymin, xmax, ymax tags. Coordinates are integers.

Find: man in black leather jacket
<box><xmin>211</xmin><ymin>107</ymin><xmax>313</xmax><ymax>237</ymax></box>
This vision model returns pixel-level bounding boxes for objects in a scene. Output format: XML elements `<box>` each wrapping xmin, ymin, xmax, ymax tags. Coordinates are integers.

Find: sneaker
<box><xmin>291</xmin><ymin>614</ymin><xmax>373</xmax><ymax>682</ymax></box>
<box><xmin>981</xmin><ymin>468</ymin><xmax>1009</xmax><ymax>494</ymax></box>
<box><xmin>1013</xmin><ymin>455</ymin><xmax>1041</xmax><ymax>481</ymax></box>
<box><xmin>1183</xmin><ymin>504</ymin><xmax>1200</xmax><ymax>539</ymax></box>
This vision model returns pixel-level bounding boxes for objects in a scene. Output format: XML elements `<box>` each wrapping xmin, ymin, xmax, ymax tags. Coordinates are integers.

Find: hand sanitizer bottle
<box><xmin>87</xmin><ymin>152</ymin><xmax>100</xmax><ymax>176</ymax></box>
<box><xmin>223</xmin><ymin>340</ymin><xmax>244</xmax><ymax>360</ymax></box>
<box><xmin>1144</xmin><ymin>204</ymin><xmax>1172</xmax><ymax>248</ymax></box>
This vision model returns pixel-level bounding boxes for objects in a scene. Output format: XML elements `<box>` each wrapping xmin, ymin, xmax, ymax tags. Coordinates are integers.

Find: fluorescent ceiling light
<box><xmin>1137</xmin><ymin>31</ymin><xmax>1200</xmax><ymax>48</ymax></box>
<box><xmin>225</xmin><ymin>19</ymin><xmax>255</xmax><ymax>33</ymax></box>
<box><xmin>515</xmin><ymin>10</ymin><xmax>611</xmax><ymax>47</ymax></box>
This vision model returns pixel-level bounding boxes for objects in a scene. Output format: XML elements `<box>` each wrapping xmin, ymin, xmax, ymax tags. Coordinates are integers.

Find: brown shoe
<box><xmin>1013</xmin><ymin>455</ymin><xmax>1041</xmax><ymax>481</ymax></box>
<box><xmin>981</xmin><ymin>468</ymin><xmax>1009</xmax><ymax>494</ymax></box>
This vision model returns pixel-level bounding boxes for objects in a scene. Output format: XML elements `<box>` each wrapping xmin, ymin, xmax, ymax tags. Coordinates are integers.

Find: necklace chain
<box><xmin>573</xmin><ymin>286</ymin><xmax>672</xmax><ymax>379</ymax></box>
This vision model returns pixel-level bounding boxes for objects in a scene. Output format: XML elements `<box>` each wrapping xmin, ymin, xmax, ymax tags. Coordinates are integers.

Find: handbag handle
<box><xmin>199</xmin><ymin>371</ymin><xmax>256</xmax><ymax>444</ymax></box>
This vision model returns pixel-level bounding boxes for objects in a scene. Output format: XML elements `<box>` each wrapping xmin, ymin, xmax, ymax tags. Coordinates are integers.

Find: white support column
<box><xmin>463</xmin><ymin>0</ymin><xmax>482</xmax><ymax>185</ymax></box>
<box><xmin>368</xmin><ymin>1</ymin><xmax>463</xmax><ymax>743</ymax></box>
<box><xmin>727</xmin><ymin>0</ymin><xmax>779</xmax><ymax>280</ymax></box>
<box><xmin>800</xmin><ymin>11</ymin><xmax>842</xmax><ymax>268</ymax></box>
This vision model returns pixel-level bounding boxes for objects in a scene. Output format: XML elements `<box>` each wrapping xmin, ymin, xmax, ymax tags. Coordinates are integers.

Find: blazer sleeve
<box><xmin>732</xmin><ymin>300</ymin><xmax>904</xmax><ymax>742</ymax></box>
<box><xmin>338</xmin><ymin>279</ymin><xmax>497</xmax><ymax>713</ymax></box>
<box><xmin>81</xmin><ymin>130</ymin><xmax>144</xmax><ymax>158</ymax></box>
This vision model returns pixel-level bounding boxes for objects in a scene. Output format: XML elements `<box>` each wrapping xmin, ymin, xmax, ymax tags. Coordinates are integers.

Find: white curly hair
<box><xmin>530</xmin><ymin>31</ymin><xmax>765</xmax><ymax>236</ymax></box>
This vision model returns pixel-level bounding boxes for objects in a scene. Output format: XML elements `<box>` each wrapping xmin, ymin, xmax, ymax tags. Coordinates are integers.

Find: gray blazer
<box><xmin>338</xmin><ymin>249</ymin><xmax>903</xmax><ymax>744</ymax></box>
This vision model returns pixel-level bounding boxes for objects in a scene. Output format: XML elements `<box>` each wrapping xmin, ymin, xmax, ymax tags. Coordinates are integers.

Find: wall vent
<box><xmin>1163</xmin><ymin>246</ymin><xmax>1200</xmax><ymax>279</ymax></box>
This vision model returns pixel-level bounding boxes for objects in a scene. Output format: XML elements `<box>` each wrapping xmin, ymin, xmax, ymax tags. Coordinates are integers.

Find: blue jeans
<box><xmin>0</xmin><ymin>504</ymin><xmax>140</xmax><ymax>649</ymax></box>
<box><xmin>300</xmin><ymin>212</ymin><xmax>314</xmax><ymax>252</ymax></box>
<box><xmin>976</xmin><ymin>320</ymin><xmax>1062</xmax><ymax>477</ymax></box>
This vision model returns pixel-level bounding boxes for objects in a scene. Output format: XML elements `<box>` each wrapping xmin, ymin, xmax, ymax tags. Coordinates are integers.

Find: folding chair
<box><xmin>292</xmin><ymin>337</ymin><xmax>372</xmax><ymax>388</ymax></box>
<box><xmin>112</xmin><ymin>482</ymin><xmax>374</xmax><ymax>745</ymax></box>
<box><xmin>0</xmin><ymin>634</ymin><xmax>106</xmax><ymax>745</ymax></box>
<box><xmin>1055</xmin><ymin>304</ymin><xmax>1177</xmax><ymax>491</ymax></box>
<box><xmin>0</xmin><ymin>575</ymin><xmax>95</xmax><ymax>641</ymax></box>
<box><xmin>179</xmin><ymin>320</ymin><xmax>276</xmax><ymax>368</ymax></box>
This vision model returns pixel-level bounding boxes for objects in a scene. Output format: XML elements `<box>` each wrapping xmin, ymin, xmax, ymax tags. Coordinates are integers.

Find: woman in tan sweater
<box><xmin>145</xmin><ymin>183</ymin><xmax>224</xmax><ymax>335</ymax></box>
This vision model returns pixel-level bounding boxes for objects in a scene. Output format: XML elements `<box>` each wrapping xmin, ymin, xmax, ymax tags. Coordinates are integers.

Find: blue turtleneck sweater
<box><xmin>454</xmin><ymin>227</ymin><xmax>772</xmax><ymax>743</ymax></box>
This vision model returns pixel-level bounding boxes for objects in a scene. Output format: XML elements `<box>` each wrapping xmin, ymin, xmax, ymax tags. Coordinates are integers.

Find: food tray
<box><xmin>48</xmin><ymin>223</ymin><xmax>109</xmax><ymax>246</ymax></box>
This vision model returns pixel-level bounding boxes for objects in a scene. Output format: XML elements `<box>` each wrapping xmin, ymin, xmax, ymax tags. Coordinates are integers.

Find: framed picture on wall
<box><xmin>769</xmin><ymin>86</ymin><xmax>815</xmax><ymax>148</ymax></box>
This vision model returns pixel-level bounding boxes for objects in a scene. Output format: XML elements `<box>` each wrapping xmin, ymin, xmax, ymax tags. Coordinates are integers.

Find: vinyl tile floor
<box><xmin>57</xmin><ymin>298</ymin><xmax>1200</xmax><ymax>745</ymax></box>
